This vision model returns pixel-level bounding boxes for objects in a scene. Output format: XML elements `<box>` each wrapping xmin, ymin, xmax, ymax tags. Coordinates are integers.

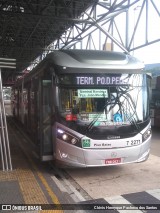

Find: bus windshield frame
<box><xmin>57</xmin><ymin>73</ymin><xmax>150</xmax><ymax>129</ymax></box>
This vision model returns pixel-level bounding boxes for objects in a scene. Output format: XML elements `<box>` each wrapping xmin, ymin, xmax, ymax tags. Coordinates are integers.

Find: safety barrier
<box><xmin>0</xmin><ymin>58</ymin><xmax>16</xmax><ymax>171</ymax></box>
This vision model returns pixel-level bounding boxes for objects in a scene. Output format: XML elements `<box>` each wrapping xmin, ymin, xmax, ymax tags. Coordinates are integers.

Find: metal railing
<box><xmin>0</xmin><ymin>58</ymin><xmax>16</xmax><ymax>171</ymax></box>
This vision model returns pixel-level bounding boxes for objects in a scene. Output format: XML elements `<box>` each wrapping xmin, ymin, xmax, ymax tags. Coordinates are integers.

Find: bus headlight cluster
<box><xmin>57</xmin><ymin>128</ymin><xmax>81</xmax><ymax>147</ymax></box>
<box><xmin>142</xmin><ymin>128</ymin><xmax>152</xmax><ymax>142</ymax></box>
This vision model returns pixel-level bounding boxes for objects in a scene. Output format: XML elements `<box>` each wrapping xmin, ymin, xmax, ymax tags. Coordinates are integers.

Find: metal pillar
<box><xmin>0</xmin><ymin>58</ymin><xmax>16</xmax><ymax>171</ymax></box>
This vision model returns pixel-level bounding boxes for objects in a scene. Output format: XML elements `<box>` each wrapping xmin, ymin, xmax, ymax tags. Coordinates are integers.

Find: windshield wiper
<box><xmin>119</xmin><ymin>92</ymin><xmax>140</xmax><ymax>131</ymax></box>
<box><xmin>85</xmin><ymin>91</ymin><xmax>108</xmax><ymax>134</ymax></box>
<box><xmin>85</xmin><ymin>113</ymin><xmax>103</xmax><ymax>134</ymax></box>
<box><xmin>126</xmin><ymin>114</ymin><xmax>140</xmax><ymax>131</ymax></box>
<box><xmin>85</xmin><ymin>89</ymin><xmax>121</xmax><ymax>133</ymax></box>
<box><xmin>85</xmin><ymin>87</ymin><xmax>141</xmax><ymax>134</ymax></box>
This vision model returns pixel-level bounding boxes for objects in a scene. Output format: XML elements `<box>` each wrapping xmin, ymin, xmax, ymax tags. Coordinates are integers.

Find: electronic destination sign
<box><xmin>76</xmin><ymin>76</ymin><xmax>127</xmax><ymax>85</ymax></box>
<box><xmin>59</xmin><ymin>74</ymin><xmax>131</xmax><ymax>85</ymax></box>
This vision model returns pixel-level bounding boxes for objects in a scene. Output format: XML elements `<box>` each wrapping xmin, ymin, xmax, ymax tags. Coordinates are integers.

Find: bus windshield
<box><xmin>58</xmin><ymin>74</ymin><xmax>149</xmax><ymax>127</ymax></box>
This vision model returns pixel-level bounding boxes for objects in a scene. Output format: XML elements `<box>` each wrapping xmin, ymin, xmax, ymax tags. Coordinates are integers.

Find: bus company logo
<box><xmin>111</xmin><ymin>152</ymin><xmax>117</xmax><ymax>158</ymax></box>
<box><xmin>82</xmin><ymin>139</ymin><xmax>90</xmax><ymax>147</ymax></box>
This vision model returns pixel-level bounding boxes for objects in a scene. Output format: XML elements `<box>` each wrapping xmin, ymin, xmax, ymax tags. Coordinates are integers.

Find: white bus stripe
<box><xmin>104</xmin><ymin>195</ymin><xmax>143</xmax><ymax>213</ymax></box>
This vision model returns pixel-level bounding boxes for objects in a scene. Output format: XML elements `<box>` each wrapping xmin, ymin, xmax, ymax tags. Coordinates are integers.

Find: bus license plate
<box><xmin>105</xmin><ymin>158</ymin><xmax>121</xmax><ymax>164</ymax></box>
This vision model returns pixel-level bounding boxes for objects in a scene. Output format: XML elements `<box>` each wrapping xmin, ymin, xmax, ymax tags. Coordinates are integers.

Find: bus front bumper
<box><xmin>55</xmin><ymin>136</ymin><xmax>151</xmax><ymax>168</ymax></box>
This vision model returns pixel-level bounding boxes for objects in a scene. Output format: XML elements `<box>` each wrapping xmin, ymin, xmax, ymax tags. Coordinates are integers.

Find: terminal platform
<box><xmin>0</xmin><ymin>105</ymin><xmax>75</xmax><ymax>212</ymax></box>
<box><xmin>1</xmin><ymin>105</ymin><xmax>160</xmax><ymax>213</ymax></box>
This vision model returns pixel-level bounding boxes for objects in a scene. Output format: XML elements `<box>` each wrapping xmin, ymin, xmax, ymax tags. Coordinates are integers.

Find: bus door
<box><xmin>29</xmin><ymin>79</ymin><xmax>39</xmax><ymax>144</ymax></box>
<box><xmin>40</xmin><ymin>79</ymin><xmax>53</xmax><ymax>161</ymax></box>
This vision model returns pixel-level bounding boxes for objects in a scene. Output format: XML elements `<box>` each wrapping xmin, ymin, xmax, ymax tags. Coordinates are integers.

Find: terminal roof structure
<box><xmin>1</xmin><ymin>0</ymin><xmax>160</xmax><ymax>85</ymax></box>
<box><xmin>0</xmin><ymin>0</ymin><xmax>97</xmax><ymax>85</ymax></box>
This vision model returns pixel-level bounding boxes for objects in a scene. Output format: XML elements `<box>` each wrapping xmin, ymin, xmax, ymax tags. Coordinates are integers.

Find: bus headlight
<box><xmin>142</xmin><ymin>128</ymin><xmax>151</xmax><ymax>142</ymax></box>
<box><xmin>62</xmin><ymin>134</ymin><xmax>68</xmax><ymax>141</ymax></box>
<box><xmin>57</xmin><ymin>128</ymin><xmax>81</xmax><ymax>147</ymax></box>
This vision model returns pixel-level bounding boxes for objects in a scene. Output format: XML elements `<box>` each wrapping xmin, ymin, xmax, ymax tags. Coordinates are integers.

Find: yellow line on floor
<box><xmin>7</xmin><ymin>119</ymin><xmax>65</xmax><ymax>212</ymax></box>
<box><xmin>17</xmin><ymin>132</ymin><xmax>61</xmax><ymax>202</ymax></box>
<box><xmin>24</xmin><ymin>151</ymin><xmax>63</xmax><ymax>206</ymax></box>
<box><xmin>25</xmin><ymin>158</ymin><xmax>64</xmax><ymax>213</ymax></box>
<box><xmin>16</xmin><ymin>168</ymin><xmax>48</xmax><ymax>204</ymax></box>
<box><xmin>37</xmin><ymin>170</ymin><xmax>61</xmax><ymax>204</ymax></box>
<box><xmin>24</xmin><ymin>150</ymin><xmax>61</xmax><ymax>204</ymax></box>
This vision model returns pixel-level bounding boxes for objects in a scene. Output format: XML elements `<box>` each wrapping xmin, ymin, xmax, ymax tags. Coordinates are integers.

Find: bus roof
<box><xmin>46</xmin><ymin>49</ymin><xmax>144</xmax><ymax>74</ymax></box>
<box><xmin>14</xmin><ymin>50</ymin><xmax>145</xmax><ymax>86</ymax></box>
